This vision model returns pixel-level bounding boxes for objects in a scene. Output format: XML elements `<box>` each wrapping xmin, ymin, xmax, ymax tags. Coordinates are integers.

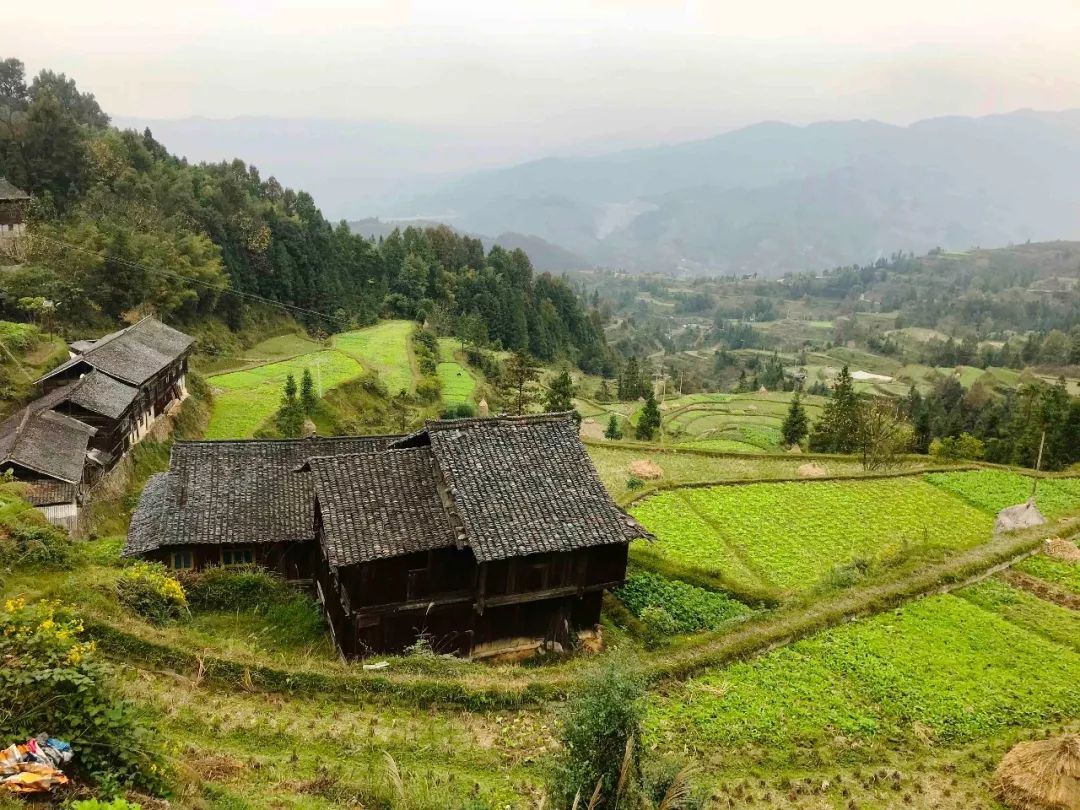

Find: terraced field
<box><xmin>205</xmin><ymin>321</ymin><xmax>421</xmax><ymax>438</ymax></box>
<box><xmin>205</xmin><ymin>350</ymin><xmax>362</xmax><ymax>439</ymax></box>
<box><xmin>332</xmin><ymin>320</ymin><xmax>416</xmax><ymax>395</ymax></box>
<box><xmin>438</xmin><ymin>361</ymin><xmax>477</xmax><ymax>404</ymax></box>
<box><xmin>645</xmin><ymin>586</ymin><xmax>1080</xmax><ymax>787</ymax></box>
<box><xmin>660</xmin><ymin>392</ymin><xmax>826</xmax><ymax>451</ymax></box>
<box><xmin>630</xmin><ymin>477</ymin><xmax>996</xmax><ymax>594</ymax></box>
<box><xmin>927</xmin><ymin>469</ymin><xmax>1080</xmax><ymax>519</ymax></box>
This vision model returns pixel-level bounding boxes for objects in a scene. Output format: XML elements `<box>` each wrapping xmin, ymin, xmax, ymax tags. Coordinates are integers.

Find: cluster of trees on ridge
<box><xmin>0</xmin><ymin>57</ymin><xmax>611</xmax><ymax>374</ymax></box>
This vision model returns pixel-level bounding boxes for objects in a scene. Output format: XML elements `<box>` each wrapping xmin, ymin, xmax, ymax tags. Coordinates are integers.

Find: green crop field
<box><xmin>630</xmin><ymin>477</ymin><xmax>994</xmax><ymax>593</ymax></box>
<box><xmin>198</xmin><ymin>332</ymin><xmax>324</xmax><ymax>375</ymax></box>
<box><xmin>615</xmin><ymin>570</ymin><xmax>754</xmax><ymax>633</ymax></box>
<box><xmin>926</xmin><ymin>470</ymin><xmax>1080</xmax><ymax>519</ymax></box>
<box><xmin>958</xmin><ymin>577</ymin><xmax>1080</xmax><ymax>652</ymax></box>
<box><xmin>645</xmin><ymin>591</ymin><xmax>1080</xmax><ymax>770</ymax></box>
<box><xmin>438</xmin><ymin>361</ymin><xmax>477</xmax><ymax>404</ymax></box>
<box><xmin>205</xmin><ymin>350</ymin><xmax>362</xmax><ymax>439</ymax></box>
<box><xmin>332</xmin><ymin>320</ymin><xmax>416</xmax><ymax>395</ymax></box>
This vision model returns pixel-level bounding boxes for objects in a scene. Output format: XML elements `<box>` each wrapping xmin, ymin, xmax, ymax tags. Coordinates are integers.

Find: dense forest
<box><xmin>0</xmin><ymin>58</ymin><xmax>611</xmax><ymax>373</ymax></box>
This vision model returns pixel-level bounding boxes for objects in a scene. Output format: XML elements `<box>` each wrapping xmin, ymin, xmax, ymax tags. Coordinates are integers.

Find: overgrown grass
<box><xmin>437</xmin><ymin>361</ymin><xmax>476</xmax><ymax>404</ymax></box>
<box><xmin>332</xmin><ymin>320</ymin><xmax>416</xmax><ymax>396</ymax></box>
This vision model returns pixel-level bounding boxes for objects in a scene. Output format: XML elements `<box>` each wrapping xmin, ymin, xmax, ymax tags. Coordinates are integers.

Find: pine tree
<box><xmin>619</xmin><ymin>357</ymin><xmax>640</xmax><ymax>401</ymax></box>
<box><xmin>809</xmin><ymin>365</ymin><xmax>861</xmax><ymax>452</ymax></box>
<box><xmin>300</xmin><ymin>368</ymin><xmax>318</xmax><ymax>414</ymax></box>
<box><xmin>598</xmin><ymin>378</ymin><xmax>612</xmax><ymax>402</ymax></box>
<box><xmin>781</xmin><ymin>393</ymin><xmax>809</xmax><ymax>447</ymax></box>
<box><xmin>635</xmin><ymin>391</ymin><xmax>662</xmax><ymax>441</ymax></box>
<box><xmin>545</xmin><ymin>370</ymin><xmax>576</xmax><ymax>413</ymax></box>
<box><xmin>277</xmin><ymin>373</ymin><xmax>304</xmax><ymax>437</ymax></box>
<box><xmin>604</xmin><ymin>414</ymin><xmax>623</xmax><ymax>440</ymax></box>
<box><xmin>500</xmin><ymin>352</ymin><xmax>539</xmax><ymax>415</ymax></box>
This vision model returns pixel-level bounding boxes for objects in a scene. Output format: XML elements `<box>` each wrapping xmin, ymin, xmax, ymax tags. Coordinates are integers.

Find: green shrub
<box><xmin>639</xmin><ymin>605</ymin><xmax>678</xmax><ymax>648</ymax></box>
<box><xmin>550</xmin><ymin>653</ymin><xmax>646</xmax><ymax>806</ymax></box>
<box><xmin>626</xmin><ymin>476</ymin><xmax>645</xmax><ymax>491</ymax></box>
<box><xmin>116</xmin><ymin>562</ymin><xmax>187</xmax><ymax>624</ymax></box>
<box><xmin>440</xmin><ymin>402</ymin><xmax>476</xmax><ymax>419</ymax></box>
<box><xmin>180</xmin><ymin>564</ymin><xmax>290</xmax><ymax>611</ymax></box>
<box><xmin>0</xmin><ymin>599</ymin><xmax>166</xmax><ymax>794</ymax></box>
<box><xmin>0</xmin><ymin>520</ymin><xmax>74</xmax><ymax>569</ymax></box>
<box><xmin>415</xmin><ymin>374</ymin><xmax>442</xmax><ymax>403</ymax></box>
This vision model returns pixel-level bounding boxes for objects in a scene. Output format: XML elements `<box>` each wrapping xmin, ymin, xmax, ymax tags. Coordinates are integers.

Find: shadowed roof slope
<box><xmin>0</xmin><ymin>385</ymin><xmax>96</xmax><ymax>483</ymax></box>
<box><xmin>394</xmin><ymin>412</ymin><xmax>650</xmax><ymax>562</ymax></box>
<box><xmin>304</xmin><ymin>448</ymin><xmax>457</xmax><ymax>567</ymax></box>
<box><xmin>121</xmin><ymin>436</ymin><xmax>400</xmax><ymax>556</ymax></box>
<box><xmin>39</xmin><ymin>317</ymin><xmax>194</xmax><ymax>387</ymax></box>
<box><xmin>66</xmin><ymin>370</ymin><xmax>139</xmax><ymax>419</ymax></box>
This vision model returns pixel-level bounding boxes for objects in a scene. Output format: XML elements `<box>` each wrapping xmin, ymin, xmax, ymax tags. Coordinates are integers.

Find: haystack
<box><xmin>628</xmin><ymin>460</ymin><xmax>663</xmax><ymax>480</ymax></box>
<box><xmin>995</xmin><ymin>499</ymin><xmax>1047</xmax><ymax>534</ymax></box>
<box><xmin>994</xmin><ymin>735</ymin><xmax>1080</xmax><ymax>810</ymax></box>
<box><xmin>797</xmin><ymin>462</ymin><xmax>828</xmax><ymax>479</ymax></box>
<box><xmin>1043</xmin><ymin>538</ymin><xmax>1080</xmax><ymax>563</ymax></box>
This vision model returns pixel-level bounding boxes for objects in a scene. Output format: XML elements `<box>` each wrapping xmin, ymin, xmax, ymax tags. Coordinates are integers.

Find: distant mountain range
<box><xmin>391</xmin><ymin>109</ymin><xmax>1080</xmax><ymax>276</ymax></box>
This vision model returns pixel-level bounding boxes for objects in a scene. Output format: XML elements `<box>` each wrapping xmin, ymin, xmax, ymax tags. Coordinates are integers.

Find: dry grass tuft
<box><xmin>994</xmin><ymin>734</ymin><xmax>1080</xmax><ymax>810</ymax></box>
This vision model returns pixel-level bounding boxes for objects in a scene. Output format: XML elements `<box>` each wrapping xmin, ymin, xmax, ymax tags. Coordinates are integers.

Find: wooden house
<box><xmin>0</xmin><ymin>178</ymin><xmax>29</xmax><ymax>245</ymax></box>
<box><xmin>126</xmin><ymin>414</ymin><xmax>649</xmax><ymax>658</ymax></box>
<box><xmin>37</xmin><ymin>316</ymin><xmax>194</xmax><ymax>455</ymax></box>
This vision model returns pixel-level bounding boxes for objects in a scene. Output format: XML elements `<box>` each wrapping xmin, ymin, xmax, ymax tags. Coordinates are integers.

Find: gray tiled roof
<box><xmin>127</xmin><ymin>473</ymin><xmax>169</xmax><ymax>555</ymax></box>
<box><xmin>0</xmin><ymin>382</ymin><xmax>98</xmax><ymax>484</ymax></box>
<box><xmin>305</xmin><ymin>448</ymin><xmax>457</xmax><ymax>567</ymax></box>
<box><xmin>415</xmin><ymin>413</ymin><xmax>649</xmax><ymax>562</ymax></box>
<box><xmin>22</xmin><ymin>479</ymin><xmax>77</xmax><ymax>506</ymax></box>
<box><xmin>0</xmin><ymin>404</ymin><xmax>95</xmax><ymax>484</ymax></box>
<box><xmin>66</xmin><ymin>370</ymin><xmax>139</xmax><ymax>419</ymax></box>
<box><xmin>0</xmin><ymin>178</ymin><xmax>29</xmax><ymax>200</ymax></box>
<box><xmin>121</xmin><ymin>436</ymin><xmax>399</xmax><ymax>556</ymax></box>
<box><xmin>39</xmin><ymin>317</ymin><xmax>194</xmax><ymax>387</ymax></box>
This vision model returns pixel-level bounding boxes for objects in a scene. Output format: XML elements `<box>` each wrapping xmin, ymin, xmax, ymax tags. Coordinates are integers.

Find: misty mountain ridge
<box><xmin>393</xmin><ymin>109</ymin><xmax>1080</xmax><ymax>276</ymax></box>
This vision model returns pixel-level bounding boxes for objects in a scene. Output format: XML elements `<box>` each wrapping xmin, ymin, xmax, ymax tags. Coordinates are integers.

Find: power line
<box><xmin>32</xmin><ymin>233</ymin><xmax>352</xmax><ymax>326</ymax></box>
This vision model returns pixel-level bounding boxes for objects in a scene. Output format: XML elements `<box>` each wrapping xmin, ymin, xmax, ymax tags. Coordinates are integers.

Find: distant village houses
<box><xmin>0</xmin><ymin>317</ymin><xmax>193</xmax><ymax>530</ymax></box>
<box><xmin>126</xmin><ymin>413</ymin><xmax>650</xmax><ymax>659</ymax></box>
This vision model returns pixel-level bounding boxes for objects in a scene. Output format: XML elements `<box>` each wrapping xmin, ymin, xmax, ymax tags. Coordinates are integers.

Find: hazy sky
<box><xmin>7</xmin><ymin>0</ymin><xmax>1080</xmax><ymax>159</ymax></box>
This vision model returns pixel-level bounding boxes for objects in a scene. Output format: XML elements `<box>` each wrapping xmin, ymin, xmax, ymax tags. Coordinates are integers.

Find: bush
<box><xmin>930</xmin><ymin>433</ymin><xmax>985</xmax><ymax>462</ymax></box>
<box><xmin>415</xmin><ymin>375</ymin><xmax>442</xmax><ymax>404</ymax></box>
<box><xmin>180</xmin><ymin>564</ymin><xmax>291</xmax><ymax>611</ymax></box>
<box><xmin>440</xmin><ymin>402</ymin><xmax>476</xmax><ymax>419</ymax></box>
<box><xmin>0</xmin><ymin>599</ymin><xmax>167</xmax><ymax>794</ymax></box>
<box><xmin>639</xmin><ymin>605</ymin><xmax>678</xmax><ymax>648</ymax></box>
<box><xmin>626</xmin><ymin>476</ymin><xmax>645</xmax><ymax>491</ymax></box>
<box><xmin>116</xmin><ymin>562</ymin><xmax>187</xmax><ymax>624</ymax></box>
<box><xmin>0</xmin><ymin>519</ymin><xmax>74</xmax><ymax>569</ymax></box>
<box><xmin>550</xmin><ymin>653</ymin><xmax>646</xmax><ymax>806</ymax></box>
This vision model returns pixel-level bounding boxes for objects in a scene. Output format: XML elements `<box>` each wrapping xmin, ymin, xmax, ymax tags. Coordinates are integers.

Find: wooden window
<box><xmin>407</xmin><ymin>568</ymin><xmax>428</xmax><ymax>600</ymax></box>
<box><xmin>170</xmin><ymin>550</ymin><xmax>194</xmax><ymax>570</ymax></box>
<box><xmin>221</xmin><ymin>547</ymin><xmax>254</xmax><ymax>566</ymax></box>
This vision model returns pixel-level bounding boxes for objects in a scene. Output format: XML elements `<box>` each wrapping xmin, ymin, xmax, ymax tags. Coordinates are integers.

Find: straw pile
<box><xmin>1042</xmin><ymin>538</ymin><xmax>1080</xmax><ymax>563</ymax></box>
<box><xmin>994</xmin><ymin>735</ymin><xmax>1080</xmax><ymax>810</ymax></box>
<box><xmin>628</xmin><ymin>460</ymin><xmax>663</xmax><ymax>480</ymax></box>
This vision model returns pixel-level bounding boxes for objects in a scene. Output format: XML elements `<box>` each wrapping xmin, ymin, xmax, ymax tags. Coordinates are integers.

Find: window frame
<box><xmin>170</xmin><ymin>549</ymin><xmax>194</xmax><ymax>570</ymax></box>
<box><xmin>220</xmin><ymin>547</ymin><xmax>255</xmax><ymax>566</ymax></box>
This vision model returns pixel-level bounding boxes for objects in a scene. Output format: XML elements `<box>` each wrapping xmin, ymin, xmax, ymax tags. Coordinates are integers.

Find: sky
<box><xmin>6</xmin><ymin>0</ymin><xmax>1080</xmax><ymax>214</ymax></box>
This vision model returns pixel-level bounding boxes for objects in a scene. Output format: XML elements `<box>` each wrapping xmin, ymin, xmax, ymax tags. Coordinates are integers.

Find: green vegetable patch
<box><xmin>925</xmin><ymin>470</ymin><xmax>1080</xmax><ymax>519</ymax></box>
<box><xmin>615</xmin><ymin>571</ymin><xmax>753</xmax><ymax>634</ymax></box>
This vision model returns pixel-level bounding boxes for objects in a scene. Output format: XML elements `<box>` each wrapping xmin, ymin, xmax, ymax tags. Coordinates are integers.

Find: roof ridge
<box><xmin>175</xmin><ymin>433</ymin><xmax>406</xmax><ymax>447</ymax></box>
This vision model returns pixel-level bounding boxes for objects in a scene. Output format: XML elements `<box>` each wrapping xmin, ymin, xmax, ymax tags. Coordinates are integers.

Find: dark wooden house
<box><xmin>126</xmin><ymin>413</ymin><xmax>649</xmax><ymax>658</ymax></box>
<box><xmin>38</xmin><ymin>316</ymin><xmax>194</xmax><ymax>455</ymax></box>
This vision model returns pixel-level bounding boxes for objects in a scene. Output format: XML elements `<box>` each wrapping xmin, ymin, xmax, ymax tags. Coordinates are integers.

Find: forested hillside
<box><xmin>0</xmin><ymin>58</ymin><xmax>610</xmax><ymax>373</ymax></box>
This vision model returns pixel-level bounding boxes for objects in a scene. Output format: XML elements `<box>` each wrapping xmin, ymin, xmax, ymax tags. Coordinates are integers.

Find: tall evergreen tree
<box><xmin>500</xmin><ymin>352</ymin><xmax>539</xmax><ymax>415</ymax></box>
<box><xmin>276</xmin><ymin>373</ymin><xmax>304</xmax><ymax>437</ymax></box>
<box><xmin>604</xmin><ymin>414</ymin><xmax>622</xmax><ymax>440</ymax></box>
<box><xmin>809</xmin><ymin>365</ymin><xmax>861</xmax><ymax>452</ymax></box>
<box><xmin>635</xmin><ymin>391</ymin><xmax>662</xmax><ymax>441</ymax></box>
<box><xmin>781</xmin><ymin>393</ymin><xmax>809</xmax><ymax>447</ymax></box>
<box><xmin>300</xmin><ymin>368</ymin><xmax>318</xmax><ymax>414</ymax></box>
<box><xmin>545</xmin><ymin>370</ymin><xmax>576</xmax><ymax>413</ymax></box>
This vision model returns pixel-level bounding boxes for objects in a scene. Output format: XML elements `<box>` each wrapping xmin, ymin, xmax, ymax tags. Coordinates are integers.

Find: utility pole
<box><xmin>315</xmin><ymin>357</ymin><xmax>323</xmax><ymax>398</ymax></box>
<box><xmin>1030</xmin><ymin>429</ymin><xmax>1046</xmax><ymax>500</ymax></box>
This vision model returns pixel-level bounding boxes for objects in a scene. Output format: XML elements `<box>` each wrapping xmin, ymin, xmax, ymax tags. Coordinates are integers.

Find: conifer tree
<box><xmin>545</xmin><ymin>370</ymin><xmax>576</xmax><ymax>413</ymax></box>
<box><xmin>604</xmin><ymin>414</ymin><xmax>622</xmax><ymax>440</ymax></box>
<box><xmin>635</xmin><ymin>391</ymin><xmax>662</xmax><ymax>441</ymax></box>
<box><xmin>781</xmin><ymin>392</ymin><xmax>809</xmax><ymax>447</ymax></box>
<box><xmin>300</xmin><ymin>368</ymin><xmax>318</xmax><ymax>414</ymax></box>
<box><xmin>277</xmin><ymin>373</ymin><xmax>304</xmax><ymax>437</ymax></box>
<box><xmin>809</xmin><ymin>365</ymin><xmax>861</xmax><ymax>452</ymax></box>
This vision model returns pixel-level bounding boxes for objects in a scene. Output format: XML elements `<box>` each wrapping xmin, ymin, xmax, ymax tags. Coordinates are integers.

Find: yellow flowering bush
<box><xmin>116</xmin><ymin>561</ymin><xmax>188</xmax><ymax>624</ymax></box>
<box><xmin>0</xmin><ymin>599</ymin><xmax>167</xmax><ymax>794</ymax></box>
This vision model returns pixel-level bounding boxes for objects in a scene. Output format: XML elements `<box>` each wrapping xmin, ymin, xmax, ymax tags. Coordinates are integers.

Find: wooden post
<box><xmin>1031</xmin><ymin>429</ymin><xmax>1046</xmax><ymax>499</ymax></box>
